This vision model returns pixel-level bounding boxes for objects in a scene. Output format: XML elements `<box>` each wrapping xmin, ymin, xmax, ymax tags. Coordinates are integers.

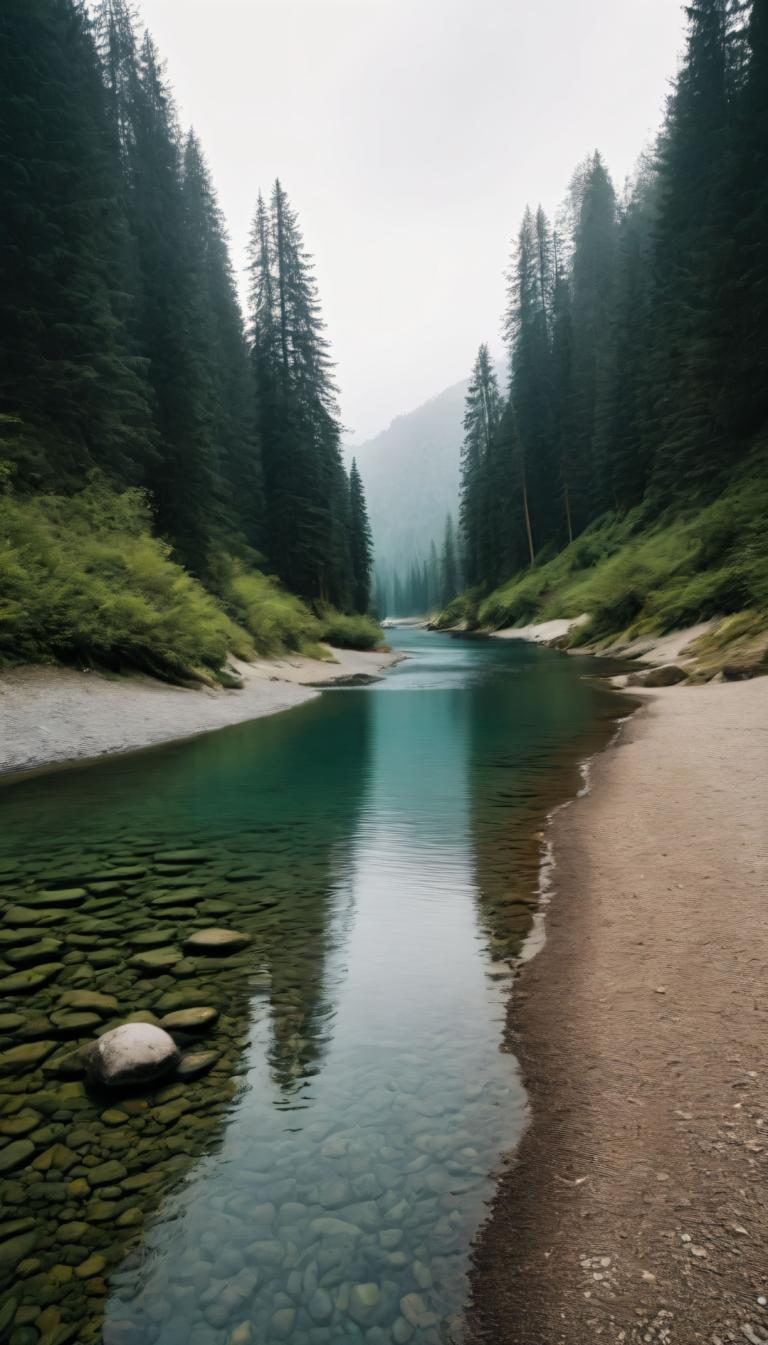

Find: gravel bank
<box><xmin>470</xmin><ymin>676</ymin><xmax>768</xmax><ymax>1344</ymax></box>
<box><xmin>0</xmin><ymin>647</ymin><xmax>401</xmax><ymax>777</ymax></box>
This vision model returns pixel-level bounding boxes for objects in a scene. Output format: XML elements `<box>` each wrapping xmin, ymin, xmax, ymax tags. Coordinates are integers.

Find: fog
<box><xmin>137</xmin><ymin>0</ymin><xmax>686</xmax><ymax>441</ymax></box>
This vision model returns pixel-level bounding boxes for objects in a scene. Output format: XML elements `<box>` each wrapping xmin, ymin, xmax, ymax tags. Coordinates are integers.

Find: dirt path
<box><xmin>470</xmin><ymin>677</ymin><xmax>768</xmax><ymax>1345</ymax></box>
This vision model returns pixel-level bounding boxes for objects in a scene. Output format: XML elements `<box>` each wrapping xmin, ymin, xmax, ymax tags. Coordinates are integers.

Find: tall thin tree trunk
<box><xmin>522</xmin><ymin>473</ymin><xmax>535</xmax><ymax>568</ymax></box>
<box><xmin>563</xmin><ymin>467</ymin><xmax>573</xmax><ymax>545</ymax></box>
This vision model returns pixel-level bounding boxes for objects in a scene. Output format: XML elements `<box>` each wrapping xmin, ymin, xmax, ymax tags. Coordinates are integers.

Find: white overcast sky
<box><xmin>137</xmin><ymin>0</ymin><xmax>687</xmax><ymax>442</ymax></box>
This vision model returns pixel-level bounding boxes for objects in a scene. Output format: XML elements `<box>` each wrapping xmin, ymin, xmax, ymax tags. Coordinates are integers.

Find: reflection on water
<box><xmin>0</xmin><ymin>631</ymin><xmax>627</xmax><ymax>1344</ymax></box>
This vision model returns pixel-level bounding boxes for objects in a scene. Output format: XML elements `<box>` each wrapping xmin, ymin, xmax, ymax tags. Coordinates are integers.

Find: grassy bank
<box><xmin>0</xmin><ymin>483</ymin><xmax>382</xmax><ymax>682</ymax></box>
<box><xmin>436</xmin><ymin>455</ymin><xmax>768</xmax><ymax>674</ymax></box>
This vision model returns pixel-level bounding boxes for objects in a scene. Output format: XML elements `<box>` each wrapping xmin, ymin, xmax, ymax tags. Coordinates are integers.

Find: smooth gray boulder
<box><xmin>627</xmin><ymin>663</ymin><xmax>688</xmax><ymax>688</ymax></box>
<box><xmin>86</xmin><ymin>1023</ymin><xmax>179</xmax><ymax>1088</ymax></box>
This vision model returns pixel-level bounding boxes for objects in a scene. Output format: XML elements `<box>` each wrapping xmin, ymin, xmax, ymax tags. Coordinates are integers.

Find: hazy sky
<box><xmin>138</xmin><ymin>0</ymin><xmax>687</xmax><ymax>443</ymax></box>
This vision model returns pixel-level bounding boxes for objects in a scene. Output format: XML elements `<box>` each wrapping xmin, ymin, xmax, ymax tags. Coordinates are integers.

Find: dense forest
<box><xmin>446</xmin><ymin>0</ymin><xmax>768</xmax><ymax>660</ymax></box>
<box><xmin>376</xmin><ymin>514</ymin><xmax>462</xmax><ymax>619</ymax></box>
<box><xmin>0</xmin><ymin>0</ymin><xmax>376</xmax><ymax>677</ymax></box>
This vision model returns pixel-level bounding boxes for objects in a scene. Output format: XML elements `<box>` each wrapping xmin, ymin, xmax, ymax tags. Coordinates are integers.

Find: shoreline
<box><xmin>0</xmin><ymin>646</ymin><xmax>402</xmax><ymax>779</ymax></box>
<box><xmin>469</xmin><ymin>674</ymin><xmax>768</xmax><ymax>1344</ymax></box>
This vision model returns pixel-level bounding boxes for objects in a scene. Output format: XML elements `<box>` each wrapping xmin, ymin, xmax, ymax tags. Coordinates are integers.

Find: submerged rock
<box><xmin>58</xmin><ymin>989</ymin><xmax>119</xmax><ymax>1015</ymax></box>
<box><xmin>86</xmin><ymin>1023</ymin><xmax>180</xmax><ymax>1089</ymax></box>
<box><xmin>183</xmin><ymin>928</ymin><xmax>251</xmax><ymax>956</ymax></box>
<box><xmin>176</xmin><ymin>1049</ymin><xmax>220</xmax><ymax>1080</ymax></box>
<box><xmin>160</xmin><ymin>1006</ymin><xmax>219</xmax><ymax>1034</ymax></box>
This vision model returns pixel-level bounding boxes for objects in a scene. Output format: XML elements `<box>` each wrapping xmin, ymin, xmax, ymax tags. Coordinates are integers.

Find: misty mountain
<box><xmin>349</xmin><ymin>376</ymin><xmax>467</xmax><ymax>574</ymax></box>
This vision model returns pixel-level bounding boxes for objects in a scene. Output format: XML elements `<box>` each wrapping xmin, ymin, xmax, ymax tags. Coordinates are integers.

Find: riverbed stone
<box><xmin>89</xmin><ymin>1159</ymin><xmax>127</xmax><ymax>1186</ymax></box>
<box><xmin>58</xmin><ymin>990</ymin><xmax>119</xmax><ymax>1015</ymax></box>
<box><xmin>307</xmin><ymin>1287</ymin><xmax>333</xmax><ymax>1324</ymax></box>
<box><xmin>0</xmin><ymin>1040</ymin><xmax>56</xmax><ymax>1074</ymax></box>
<box><xmin>50</xmin><ymin>1010</ymin><xmax>102</xmax><ymax>1036</ymax></box>
<box><xmin>0</xmin><ymin>1140</ymin><xmax>35</xmax><ymax>1174</ymax></box>
<box><xmin>183</xmin><ymin>928</ymin><xmax>251</xmax><ymax>956</ymax></box>
<box><xmin>4</xmin><ymin>938</ymin><xmax>62</xmax><ymax>967</ymax></box>
<box><xmin>269</xmin><ymin>1308</ymin><xmax>296</xmax><ymax>1340</ymax></box>
<box><xmin>309</xmin><ymin>1217</ymin><xmax>362</xmax><ymax>1240</ymax></box>
<box><xmin>349</xmin><ymin>1283</ymin><xmax>381</xmax><ymax>1325</ymax></box>
<box><xmin>86</xmin><ymin>1023</ymin><xmax>180</xmax><ymax>1088</ymax></box>
<box><xmin>25</xmin><ymin>888</ymin><xmax>87</xmax><ymax>908</ymax></box>
<box><xmin>176</xmin><ymin>1049</ymin><xmax>220</xmax><ymax>1080</ymax></box>
<box><xmin>128</xmin><ymin>947</ymin><xmax>182</xmax><ymax>972</ymax></box>
<box><xmin>0</xmin><ymin>1111</ymin><xmax>41</xmax><ymax>1137</ymax></box>
<box><xmin>0</xmin><ymin>964</ymin><xmax>62</xmax><ymax>994</ymax></box>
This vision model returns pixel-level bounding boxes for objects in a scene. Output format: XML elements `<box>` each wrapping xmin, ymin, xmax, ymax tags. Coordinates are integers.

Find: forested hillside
<box><xmin>0</xmin><ymin>0</ymin><xmax>376</xmax><ymax>679</ymax></box>
<box><xmin>442</xmin><ymin>0</ymin><xmax>768</xmax><ymax>670</ymax></box>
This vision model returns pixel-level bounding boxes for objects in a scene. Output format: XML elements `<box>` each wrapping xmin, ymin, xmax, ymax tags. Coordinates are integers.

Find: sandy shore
<box><xmin>470</xmin><ymin>675</ymin><xmax>768</xmax><ymax>1344</ymax></box>
<box><xmin>0</xmin><ymin>646</ymin><xmax>401</xmax><ymax>777</ymax></box>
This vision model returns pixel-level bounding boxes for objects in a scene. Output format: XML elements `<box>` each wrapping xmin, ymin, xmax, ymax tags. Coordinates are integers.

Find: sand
<box><xmin>470</xmin><ymin>675</ymin><xmax>768</xmax><ymax>1345</ymax></box>
<box><xmin>0</xmin><ymin>646</ymin><xmax>401</xmax><ymax>777</ymax></box>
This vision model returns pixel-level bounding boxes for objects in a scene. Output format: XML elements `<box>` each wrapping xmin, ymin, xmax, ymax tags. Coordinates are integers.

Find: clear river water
<box><xmin>0</xmin><ymin>630</ymin><xmax>628</xmax><ymax>1345</ymax></box>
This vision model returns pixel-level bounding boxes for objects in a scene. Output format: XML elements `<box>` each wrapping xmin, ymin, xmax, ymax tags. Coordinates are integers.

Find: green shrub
<box><xmin>448</xmin><ymin>455</ymin><xmax>768</xmax><ymax>646</ymax></box>
<box><xmin>0</xmin><ymin>483</ymin><xmax>250</xmax><ymax>678</ymax></box>
<box><xmin>317</xmin><ymin>609</ymin><xmax>383</xmax><ymax>650</ymax></box>
<box><xmin>221</xmin><ymin>562</ymin><xmax>323</xmax><ymax>656</ymax></box>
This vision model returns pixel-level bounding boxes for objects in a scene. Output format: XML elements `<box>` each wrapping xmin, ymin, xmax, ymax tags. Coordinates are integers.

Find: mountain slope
<box><xmin>350</xmin><ymin>377</ymin><xmax>468</xmax><ymax>573</ymax></box>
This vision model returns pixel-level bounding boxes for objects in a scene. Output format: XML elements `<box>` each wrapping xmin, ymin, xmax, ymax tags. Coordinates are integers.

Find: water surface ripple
<box><xmin>0</xmin><ymin>630</ymin><xmax>626</xmax><ymax>1345</ymax></box>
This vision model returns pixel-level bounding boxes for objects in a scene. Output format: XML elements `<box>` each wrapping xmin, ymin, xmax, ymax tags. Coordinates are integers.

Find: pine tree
<box><xmin>247</xmin><ymin>181</ymin><xmax>351</xmax><ymax>606</ymax></box>
<box><xmin>348</xmin><ymin>459</ymin><xmax>373</xmax><ymax>613</ymax></box>
<box><xmin>506</xmin><ymin>206</ymin><xmax>557</xmax><ymax>553</ymax></box>
<box><xmin>0</xmin><ymin>0</ymin><xmax>155</xmax><ymax>487</ymax></box>
<box><xmin>649</xmin><ymin>0</ymin><xmax>744</xmax><ymax>496</ymax></box>
<box><xmin>181</xmin><ymin>132</ymin><xmax>263</xmax><ymax>552</ymax></box>
<box><xmin>459</xmin><ymin>344</ymin><xmax>502</xmax><ymax>585</ymax></box>
<box><xmin>724</xmin><ymin>0</ymin><xmax>768</xmax><ymax>437</ymax></box>
<box><xmin>440</xmin><ymin>514</ymin><xmax>459</xmax><ymax>606</ymax></box>
<box><xmin>568</xmin><ymin>152</ymin><xmax>617</xmax><ymax>522</ymax></box>
<box><xmin>550</xmin><ymin>233</ymin><xmax>577</xmax><ymax>542</ymax></box>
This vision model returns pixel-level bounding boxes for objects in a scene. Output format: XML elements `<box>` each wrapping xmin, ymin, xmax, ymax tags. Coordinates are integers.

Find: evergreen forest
<box><xmin>0</xmin><ymin>0</ymin><xmax>376</xmax><ymax>679</ymax></box>
<box><xmin>439</xmin><ymin>0</ymin><xmax>768</xmax><ymax>666</ymax></box>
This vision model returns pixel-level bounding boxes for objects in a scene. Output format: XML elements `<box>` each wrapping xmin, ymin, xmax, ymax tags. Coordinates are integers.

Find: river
<box><xmin>0</xmin><ymin>630</ymin><xmax>628</xmax><ymax>1345</ymax></box>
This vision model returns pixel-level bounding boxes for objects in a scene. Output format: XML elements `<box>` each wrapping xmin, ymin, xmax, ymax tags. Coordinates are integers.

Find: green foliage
<box><xmin>0</xmin><ymin>484</ymin><xmax>250</xmax><ymax>678</ymax></box>
<box><xmin>460</xmin><ymin>457</ymin><xmax>768</xmax><ymax>644</ymax></box>
<box><xmin>217</xmin><ymin>561</ymin><xmax>324</xmax><ymax>656</ymax></box>
<box><xmin>317</xmin><ymin>610</ymin><xmax>383</xmax><ymax>651</ymax></box>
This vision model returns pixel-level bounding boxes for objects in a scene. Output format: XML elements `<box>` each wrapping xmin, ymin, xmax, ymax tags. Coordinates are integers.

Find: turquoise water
<box><xmin>0</xmin><ymin>631</ymin><xmax>627</xmax><ymax>1345</ymax></box>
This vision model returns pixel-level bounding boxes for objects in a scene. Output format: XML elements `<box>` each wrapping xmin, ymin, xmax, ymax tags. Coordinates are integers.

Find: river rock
<box><xmin>86</xmin><ymin>1023</ymin><xmax>180</xmax><ymax>1088</ymax></box>
<box><xmin>128</xmin><ymin>946</ymin><xmax>183</xmax><ymax>972</ymax></box>
<box><xmin>24</xmin><ymin>888</ymin><xmax>87</xmax><ymax>907</ymax></box>
<box><xmin>0</xmin><ymin>964</ymin><xmax>62</xmax><ymax>994</ymax></box>
<box><xmin>158</xmin><ymin>1005</ymin><xmax>219</xmax><ymax>1033</ymax></box>
<box><xmin>183</xmin><ymin>928</ymin><xmax>251</xmax><ymax>956</ymax></box>
<box><xmin>627</xmin><ymin>663</ymin><xmax>688</xmax><ymax>688</ymax></box>
<box><xmin>4</xmin><ymin>938</ymin><xmax>62</xmax><ymax>967</ymax></box>
<box><xmin>0</xmin><ymin>1040</ymin><xmax>56</xmax><ymax>1074</ymax></box>
<box><xmin>58</xmin><ymin>989</ymin><xmax>119</xmax><ymax>1015</ymax></box>
<box><xmin>0</xmin><ymin>1140</ymin><xmax>35</xmax><ymax>1174</ymax></box>
<box><xmin>309</xmin><ymin>1216</ymin><xmax>362</xmax><ymax>1241</ymax></box>
<box><xmin>349</xmin><ymin>1283</ymin><xmax>381</xmax><ymax>1325</ymax></box>
<box><xmin>176</xmin><ymin>1049</ymin><xmax>221</xmax><ymax>1079</ymax></box>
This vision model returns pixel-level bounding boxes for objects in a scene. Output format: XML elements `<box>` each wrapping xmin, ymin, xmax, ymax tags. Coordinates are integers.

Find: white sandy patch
<box><xmin>492</xmin><ymin>614</ymin><xmax>589</xmax><ymax>644</ymax></box>
<box><xmin>611</xmin><ymin>620</ymin><xmax>716</xmax><ymax>666</ymax></box>
<box><xmin>0</xmin><ymin>647</ymin><xmax>401</xmax><ymax>778</ymax></box>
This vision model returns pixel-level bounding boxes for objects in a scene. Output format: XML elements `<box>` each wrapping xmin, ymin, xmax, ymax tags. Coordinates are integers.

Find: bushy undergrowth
<box><xmin>0</xmin><ymin>483</ymin><xmax>383</xmax><ymax>679</ymax></box>
<box><xmin>0</xmin><ymin>484</ymin><xmax>250</xmax><ymax>678</ymax></box>
<box><xmin>317</xmin><ymin>609</ymin><xmax>383</xmax><ymax>650</ymax></box>
<box><xmin>440</xmin><ymin>455</ymin><xmax>768</xmax><ymax>649</ymax></box>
